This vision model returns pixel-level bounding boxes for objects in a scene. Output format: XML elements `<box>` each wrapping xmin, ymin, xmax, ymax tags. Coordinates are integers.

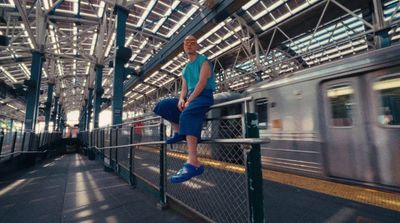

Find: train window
<box><xmin>327</xmin><ymin>85</ymin><xmax>354</xmax><ymax>126</ymax></box>
<box><xmin>255</xmin><ymin>98</ymin><xmax>268</xmax><ymax>128</ymax></box>
<box><xmin>373</xmin><ymin>75</ymin><xmax>400</xmax><ymax>126</ymax></box>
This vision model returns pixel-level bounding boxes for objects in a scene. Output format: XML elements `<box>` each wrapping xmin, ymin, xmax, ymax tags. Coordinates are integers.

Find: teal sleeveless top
<box><xmin>182</xmin><ymin>54</ymin><xmax>216</xmax><ymax>92</ymax></box>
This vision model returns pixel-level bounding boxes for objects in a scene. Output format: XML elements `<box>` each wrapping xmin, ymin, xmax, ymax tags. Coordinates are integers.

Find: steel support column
<box><xmin>112</xmin><ymin>5</ymin><xmax>129</xmax><ymax>125</ymax></box>
<box><xmin>53</xmin><ymin>96</ymin><xmax>59</xmax><ymax>131</ymax></box>
<box><xmin>57</xmin><ymin>104</ymin><xmax>62</xmax><ymax>131</ymax></box>
<box><xmin>9</xmin><ymin>119</ymin><xmax>13</xmax><ymax>132</ymax></box>
<box><xmin>373</xmin><ymin>0</ymin><xmax>390</xmax><ymax>48</ymax></box>
<box><xmin>24</xmin><ymin>51</ymin><xmax>44</xmax><ymax>131</ymax></box>
<box><xmin>94</xmin><ymin>64</ymin><xmax>104</xmax><ymax>128</ymax></box>
<box><xmin>86</xmin><ymin>88</ymin><xmax>93</xmax><ymax>131</ymax></box>
<box><xmin>44</xmin><ymin>83</ymin><xmax>54</xmax><ymax>131</ymax></box>
<box><xmin>82</xmin><ymin>101</ymin><xmax>87</xmax><ymax>131</ymax></box>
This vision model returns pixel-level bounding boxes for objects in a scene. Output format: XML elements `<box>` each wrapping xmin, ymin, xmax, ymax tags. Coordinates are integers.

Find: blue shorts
<box><xmin>153</xmin><ymin>89</ymin><xmax>214</xmax><ymax>140</ymax></box>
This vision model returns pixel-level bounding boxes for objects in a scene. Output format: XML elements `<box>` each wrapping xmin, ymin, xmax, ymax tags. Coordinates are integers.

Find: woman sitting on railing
<box><xmin>153</xmin><ymin>35</ymin><xmax>215</xmax><ymax>183</ymax></box>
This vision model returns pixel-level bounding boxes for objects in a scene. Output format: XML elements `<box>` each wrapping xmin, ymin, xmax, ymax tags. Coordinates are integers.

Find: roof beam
<box><xmin>0</xmin><ymin>56</ymin><xmax>31</xmax><ymax>66</ymax></box>
<box><xmin>123</xmin><ymin>0</ymin><xmax>249</xmax><ymax>93</ymax></box>
<box><xmin>14</xmin><ymin>0</ymin><xmax>38</xmax><ymax>50</ymax></box>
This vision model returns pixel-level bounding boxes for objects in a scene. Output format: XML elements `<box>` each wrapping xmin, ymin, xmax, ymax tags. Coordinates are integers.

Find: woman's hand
<box><xmin>177</xmin><ymin>98</ymin><xmax>185</xmax><ymax>111</ymax></box>
<box><xmin>184</xmin><ymin>101</ymin><xmax>190</xmax><ymax>108</ymax></box>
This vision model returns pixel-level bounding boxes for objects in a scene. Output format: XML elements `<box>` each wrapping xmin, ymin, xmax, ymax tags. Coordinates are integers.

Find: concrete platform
<box><xmin>0</xmin><ymin>153</ymin><xmax>191</xmax><ymax>223</ymax></box>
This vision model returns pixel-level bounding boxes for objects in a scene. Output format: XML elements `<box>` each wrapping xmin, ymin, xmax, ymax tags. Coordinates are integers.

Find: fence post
<box><xmin>104</xmin><ymin>128</ymin><xmax>113</xmax><ymax>172</ymax></box>
<box><xmin>158</xmin><ymin>119</ymin><xmax>167</xmax><ymax>209</ymax></box>
<box><xmin>0</xmin><ymin>129</ymin><xmax>4</xmax><ymax>156</ymax></box>
<box><xmin>115</xmin><ymin>127</ymin><xmax>119</xmax><ymax>174</ymax></box>
<box><xmin>88</xmin><ymin>131</ymin><xmax>95</xmax><ymax>160</ymax></box>
<box><xmin>10</xmin><ymin>131</ymin><xmax>17</xmax><ymax>158</ymax></box>
<box><xmin>244</xmin><ymin>113</ymin><xmax>265</xmax><ymax>223</ymax></box>
<box><xmin>101</xmin><ymin>129</ymin><xmax>105</xmax><ymax>161</ymax></box>
<box><xmin>129</xmin><ymin>126</ymin><xmax>136</xmax><ymax>187</ymax></box>
<box><xmin>21</xmin><ymin>132</ymin><xmax>26</xmax><ymax>152</ymax></box>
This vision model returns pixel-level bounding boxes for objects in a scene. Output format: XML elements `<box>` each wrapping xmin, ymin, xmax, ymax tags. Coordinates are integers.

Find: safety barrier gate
<box><xmin>79</xmin><ymin>97</ymin><xmax>269</xmax><ymax>223</ymax></box>
<box><xmin>0</xmin><ymin>130</ymin><xmax>62</xmax><ymax>161</ymax></box>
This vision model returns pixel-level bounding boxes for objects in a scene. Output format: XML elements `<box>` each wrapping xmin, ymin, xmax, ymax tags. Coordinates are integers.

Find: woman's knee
<box><xmin>154</xmin><ymin>98</ymin><xmax>179</xmax><ymax>115</ymax></box>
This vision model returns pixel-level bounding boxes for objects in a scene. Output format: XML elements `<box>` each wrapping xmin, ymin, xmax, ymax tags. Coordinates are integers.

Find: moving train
<box><xmin>209</xmin><ymin>44</ymin><xmax>400</xmax><ymax>189</ymax></box>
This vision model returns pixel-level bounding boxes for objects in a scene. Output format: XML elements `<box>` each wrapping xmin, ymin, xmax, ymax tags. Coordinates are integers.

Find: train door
<box><xmin>321</xmin><ymin>77</ymin><xmax>374</xmax><ymax>182</ymax></box>
<box><xmin>367</xmin><ymin>73</ymin><xmax>400</xmax><ymax>187</ymax></box>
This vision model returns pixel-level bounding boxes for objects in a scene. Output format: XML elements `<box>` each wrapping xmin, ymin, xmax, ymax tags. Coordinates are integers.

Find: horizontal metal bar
<box><xmin>209</xmin><ymin>96</ymin><xmax>253</xmax><ymax>109</ymax></box>
<box><xmin>206</xmin><ymin>114</ymin><xmax>243</xmax><ymax>121</ymax></box>
<box><xmin>0</xmin><ymin>150</ymin><xmax>48</xmax><ymax>158</ymax></box>
<box><xmin>91</xmin><ymin>138</ymin><xmax>270</xmax><ymax>150</ymax></box>
<box><xmin>91</xmin><ymin>116</ymin><xmax>162</xmax><ymax>130</ymax></box>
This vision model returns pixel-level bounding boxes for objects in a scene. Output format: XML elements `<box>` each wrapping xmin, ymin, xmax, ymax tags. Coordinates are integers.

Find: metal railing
<box><xmin>0</xmin><ymin>130</ymin><xmax>62</xmax><ymax>162</ymax></box>
<box><xmin>79</xmin><ymin>97</ymin><xmax>268</xmax><ymax>223</ymax></box>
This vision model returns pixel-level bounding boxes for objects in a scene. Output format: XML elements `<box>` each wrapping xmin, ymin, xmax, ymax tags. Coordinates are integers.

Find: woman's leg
<box><xmin>186</xmin><ymin>135</ymin><xmax>201</xmax><ymax>166</ymax></box>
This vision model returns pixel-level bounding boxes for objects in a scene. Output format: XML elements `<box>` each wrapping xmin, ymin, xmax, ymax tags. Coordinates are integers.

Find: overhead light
<box><xmin>6</xmin><ymin>103</ymin><xmax>17</xmax><ymax>109</ymax></box>
<box><xmin>97</xmin><ymin>1</ymin><xmax>105</xmax><ymax>17</ymax></box>
<box><xmin>137</xmin><ymin>0</ymin><xmax>157</xmax><ymax>27</ymax></box>
<box><xmin>327</xmin><ymin>86</ymin><xmax>354</xmax><ymax>98</ymax></box>
<box><xmin>90</xmin><ymin>33</ymin><xmax>98</xmax><ymax>55</ymax></box>
<box><xmin>167</xmin><ymin>5</ymin><xmax>198</xmax><ymax>37</ymax></box>
<box><xmin>152</xmin><ymin>0</ymin><xmax>180</xmax><ymax>33</ymax></box>
<box><xmin>242</xmin><ymin>0</ymin><xmax>258</xmax><ymax>10</ymax></box>
<box><xmin>104</xmin><ymin>32</ymin><xmax>115</xmax><ymax>57</ymax></box>
<box><xmin>73</xmin><ymin>0</ymin><xmax>79</xmax><ymax>15</ymax></box>
<box><xmin>42</xmin><ymin>69</ymin><xmax>48</xmax><ymax>78</ymax></box>
<box><xmin>373</xmin><ymin>78</ymin><xmax>400</xmax><ymax>91</ymax></box>
<box><xmin>20</xmin><ymin>24</ymin><xmax>35</xmax><ymax>49</ymax></box>
<box><xmin>19</xmin><ymin>63</ymin><xmax>30</xmax><ymax>78</ymax></box>
<box><xmin>8</xmin><ymin>0</ymin><xmax>15</xmax><ymax>7</ymax></box>
<box><xmin>0</xmin><ymin>66</ymin><xmax>17</xmax><ymax>82</ymax></box>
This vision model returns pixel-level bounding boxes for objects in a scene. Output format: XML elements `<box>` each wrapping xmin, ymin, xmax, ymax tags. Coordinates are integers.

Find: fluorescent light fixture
<box><xmin>104</xmin><ymin>32</ymin><xmax>115</xmax><ymax>57</ymax></box>
<box><xmin>97</xmin><ymin>1</ymin><xmax>105</xmax><ymax>17</ymax></box>
<box><xmin>242</xmin><ymin>0</ymin><xmax>258</xmax><ymax>10</ymax></box>
<box><xmin>209</xmin><ymin>38</ymin><xmax>242</xmax><ymax>59</ymax></box>
<box><xmin>42</xmin><ymin>69</ymin><xmax>48</xmax><ymax>78</ymax></box>
<box><xmin>85</xmin><ymin>62</ymin><xmax>91</xmax><ymax>74</ymax></box>
<box><xmin>73</xmin><ymin>0</ymin><xmax>79</xmax><ymax>15</ymax></box>
<box><xmin>125</xmin><ymin>34</ymin><xmax>134</xmax><ymax>47</ymax></box>
<box><xmin>137</xmin><ymin>0</ymin><xmax>157</xmax><ymax>27</ymax></box>
<box><xmin>129</xmin><ymin>38</ymin><xmax>148</xmax><ymax>62</ymax></box>
<box><xmin>90</xmin><ymin>33</ymin><xmax>98</xmax><ymax>55</ymax></box>
<box><xmin>8</xmin><ymin>0</ymin><xmax>15</xmax><ymax>7</ymax></box>
<box><xmin>152</xmin><ymin>74</ymin><xmax>167</xmax><ymax>84</ymax></box>
<box><xmin>327</xmin><ymin>86</ymin><xmax>354</xmax><ymax>97</ymax></box>
<box><xmin>0</xmin><ymin>66</ymin><xmax>17</xmax><ymax>82</ymax></box>
<box><xmin>43</xmin><ymin>0</ymin><xmax>50</xmax><ymax>10</ymax></box>
<box><xmin>373</xmin><ymin>78</ymin><xmax>400</xmax><ymax>91</ymax></box>
<box><xmin>167</xmin><ymin>5</ymin><xmax>198</xmax><ymax>37</ymax></box>
<box><xmin>21</xmin><ymin>24</ymin><xmax>35</xmax><ymax>49</ymax></box>
<box><xmin>58</xmin><ymin>62</ymin><xmax>64</xmax><ymax>76</ymax></box>
<box><xmin>141</xmin><ymin>54</ymin><xmax>151</xmax><ymax>63</ymax></box>
<box><xmin>73</xmin><ymin>24</ymin><xmax>78</xmax><ymax>55</ymax></box>
<box><xmin>161</xmin><ymin>60</ymin><xmax>174</xmax><ymax>69</ymax></box>
<box><xmin>19</xmin><ymin>63</ymin><xmax>30</xmax><ymax>78</ymax></box>
<box><xmin>198</xmin><ymin>18</ymin><xmax>232</xmax><ymax>43</ymax></box>
<box><xmin>152</xmin><ymin>0</ymin><xmax>180</xmax><ymax>33</ymax></box>
<box><xmin>6</xmin><ymin>103</ymin><xmax>17</xmax><ymax>109</ymax></box>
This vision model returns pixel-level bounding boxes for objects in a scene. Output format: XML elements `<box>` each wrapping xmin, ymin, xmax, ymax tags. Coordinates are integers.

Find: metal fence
<box><xmin>79</xmin><ymin>98</ymin><xmax>268</xmax><ymax>223</ymax></box>
<box><xmin>0</xmin><ymin>130</ymin><xmax>62</xmax><ymax>161</ymax></box>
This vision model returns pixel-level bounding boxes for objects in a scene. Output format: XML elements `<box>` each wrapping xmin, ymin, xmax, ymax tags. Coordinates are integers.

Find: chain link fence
<box><xmin>1</xmin><ymin>130</ymin><xmax>62</xmax><ymax>162</ymax></box>
<box><xmin>80</xmin><ymin>98</ymin><xmax>267</xmax><ymax>223</ymax></box>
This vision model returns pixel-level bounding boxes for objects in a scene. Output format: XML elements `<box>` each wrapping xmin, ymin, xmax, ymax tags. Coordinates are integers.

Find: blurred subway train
<box><xmin>209</xmin><ymin>44</ymin><xmax>400</xmax><ymax>189</ymax></box>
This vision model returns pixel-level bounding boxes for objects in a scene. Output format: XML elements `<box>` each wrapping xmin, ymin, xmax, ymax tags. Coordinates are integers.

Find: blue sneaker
<box><xmin>169</xmin><ymin>163</ymin><xmax>205</xmax><ymax>183</ymax></box>
<box><xmin>166</xmin><ymin>133</ymin><xmax>185</xmax><ymax>144</ymax></box>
